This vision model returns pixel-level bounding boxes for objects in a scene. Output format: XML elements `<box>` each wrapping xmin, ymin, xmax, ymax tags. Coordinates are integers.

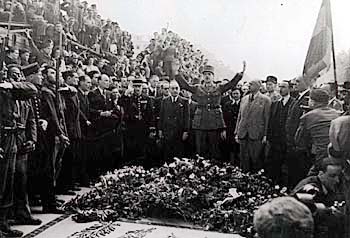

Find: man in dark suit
<box><xmin>222</xmin><ymin>88</ymin><xmax>241</xmax><ymax>164</ymax></box>
<box><xmin>88</xmin><ymin>74</ymin><xmax>122</xmax><ymax>173</ymax></box>
<box><xmin>266</xmin><ymin>81</ymin><xmax>295</xmax><ymax>186</ymax></box>
<box><xmin>159</xmin><ymin>81</ymin><xmax>190</xmax><ymax>162</ymax></box>
<box><xmin>56</xmin><ymin>71</ymin><xmax>81</xmax><ymax>195</ymax></box>
<box><xmin>77</xmin><ymin>75</ymin><xmax>91</xmax><ymax>185</ymax></box>
<box><xmin>285</xmin><ymin>75</ymin><xmax>311</xmax><ymax>188</ymax></box>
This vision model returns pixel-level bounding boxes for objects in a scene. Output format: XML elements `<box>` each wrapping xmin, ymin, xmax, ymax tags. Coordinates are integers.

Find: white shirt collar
<box><xmin>281</xmin><ymin>94</ymin><xmax>290</xmax><ymax>105</ymax></box>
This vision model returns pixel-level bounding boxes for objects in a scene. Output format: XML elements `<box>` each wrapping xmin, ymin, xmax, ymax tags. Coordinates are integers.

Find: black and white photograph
<box><xmin>0</xmin><ymin>0</ymin><xmax>350</xmax><ymax>237</ymax></box>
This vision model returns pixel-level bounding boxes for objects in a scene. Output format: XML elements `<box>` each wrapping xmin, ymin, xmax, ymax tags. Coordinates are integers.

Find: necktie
<box><xmin>250</xmin><ymin>94</ymin><xmax>254</xmax><ymax>102</ymax></box>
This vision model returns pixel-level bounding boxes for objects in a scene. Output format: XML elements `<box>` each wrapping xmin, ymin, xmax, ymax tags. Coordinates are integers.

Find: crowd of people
<box><xmin>0</xmin><ymin>1</ymin><xmax>350</xmax><ymax>238</ymax></box>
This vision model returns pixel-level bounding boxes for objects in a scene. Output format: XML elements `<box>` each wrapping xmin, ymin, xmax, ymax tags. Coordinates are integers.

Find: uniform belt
<box><xmin>198</xmin><ymin>104</ymin><xmax>221</xmax><ymax>110</ymax></box>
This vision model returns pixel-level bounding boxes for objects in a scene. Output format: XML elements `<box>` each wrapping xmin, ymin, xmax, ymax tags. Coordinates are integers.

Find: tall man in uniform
<box><xmin>235</xmin><ymin>80</ymin><xmax>271</xmax><ymax>172</ymax></box>
<box><xmin>158</xmin><ymin>80</ymin><xmax>190</xmax><ymax>162</ymax></box>
<box><xmin>175</xmin><ymin>64</ymin><xmax>244</xmax><ymax>161</ymax></box>
<box><xmin>0</xmin><ymin>77</ymin><xmax>37</xmax><ymax>237</ymax></box>
<box><xmin>7</xmin><ymin>65</ymin><xmax>42</xmax><ymax>226</ymax></box>
<box><xmin>40</xmin><ymin>66</ymin><xmax>70</xmax><ymax>213</ymax></box>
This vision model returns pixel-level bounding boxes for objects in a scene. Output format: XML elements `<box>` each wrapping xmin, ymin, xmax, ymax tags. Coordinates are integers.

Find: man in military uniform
<box><xmin>158</xmin><ymin>80</ymin><xmax>190</xmax><ymax>162</ymax></box>
<box><xmin>40</xmin><ymin>66</ymin><xmax>70</xmax><ymax>213</ymax></box>
<box><xmin>120</xmin><ymin>78</ymin><xmax>154</xmax><ymax>166</ymax></box>
<box><xmin>174</xmin><ymin>64</ymin><xmax>244</xmax><ymax>161</ymax></box>
<box><xmin>7</xmin><ymin>65</ymin><xmax>42</xmax><ymax>226</ymax></box>
<box><xmin>0</xmin><ymin>75</ymin><xmax>37</xmax><ymax>237</ymax></box>
<box><xmin>295</xmin><ymin>88</ymin><xmax>340</xmax><ymax>176</ymax></box>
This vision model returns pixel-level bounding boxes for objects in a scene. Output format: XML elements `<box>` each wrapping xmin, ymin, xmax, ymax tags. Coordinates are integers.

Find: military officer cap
<box><xmin>22</xmin><ymin>63</ymin><xmax>40</xmax><ymax>77</ymax></box>
<box><xmin>310</xmin><ymin>88</ymin><xmax>329</xmax><ymax>104</ymax></box>
<box><xmin>266</xmin><ymin>75</ymin><xmax>278</xmax><ymax>84</ymax></box>
<box><xmin>202</xmin><ymin>65</ymin><xmax>215</xmax><ymax>75</ymax></box>
<box><xmin>132</xmin><ymin>78</ymin><xmax>145</xmax><ymax>86</ymax></box>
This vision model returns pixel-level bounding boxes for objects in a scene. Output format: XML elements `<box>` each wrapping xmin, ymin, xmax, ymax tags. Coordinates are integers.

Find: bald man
<box><xmin>158</xmin><ymin>81</ymin><xmax>190</xmax><ymax>162</ymax></box>
<box><xmin>235</xmin><ymin>80</ymin><xmax>271</xmax><ymax>172</ymax></box>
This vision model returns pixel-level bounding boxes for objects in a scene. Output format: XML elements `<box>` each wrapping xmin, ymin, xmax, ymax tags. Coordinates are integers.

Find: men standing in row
<box><xmin>266</xmin><ymin>81</ymin><xmax>295</xmax><ymax>185</ymax></box>
<box><xmin>235</xmin><ymin>80</ymin><xmax>271</xmax><ymax>172</ymax></box>
<box><xmin>158</xmin><ymin>80</ymin><xmax>190</xmax><ymax>162</ymax></box>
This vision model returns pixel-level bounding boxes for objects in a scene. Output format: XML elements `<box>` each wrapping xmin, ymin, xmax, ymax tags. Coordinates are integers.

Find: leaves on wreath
<box><xmin>67</xmin><ymin>222</ymin><xmax>120</xmax><ymax>238</ymax></box>
<box><xmin>64</xmin><ymin>156</ymin><xmax>287</xmax><ymax>238</ymax></box>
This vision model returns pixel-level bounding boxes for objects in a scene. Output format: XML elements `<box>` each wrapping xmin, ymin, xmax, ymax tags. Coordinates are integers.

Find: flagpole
<box><xmin>329</xmin><ymin>0</ymin><xmax>338</xmax><ymax>98</ymax></box>
<box><xmin>6</xmin><ymin>0</ymin><xmax>15</xmax><ymax>46</ymax></box>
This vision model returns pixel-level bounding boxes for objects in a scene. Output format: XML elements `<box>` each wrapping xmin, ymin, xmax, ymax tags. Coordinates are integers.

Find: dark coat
<box><xmin>222</xmin><ymin>98</ymin><xmax>240</xmax><ymax>142</ymax></box>
<box><xmin>88</xmin><ymin>88</ymin><xmax>119</xmax><ymax>135</ymax></box>
<box><xmin>175</xmin><ymin>73</ymin><xmax>242</xmax><ymax>130</ymax></box>
<box><xmin>77</xmin><ymin>89</ymin><xmax>90</xmax><ymax>136</ymax></box>
<box><xmin>63</xmin><ymin>93</ymin><xmax>81</xmax><ymax>140</ymax></box>
<box><xmin>159</xmin><ymin>96</ymin><xmax>190</xmax><ymax>139</ymax></box>
<box><xmin>286</xmin><ymin>90</ymin><xmax>310</xmax><ymax>149</ymax></box>
<box><xmin>267</xmin><ymin>96</ymin><xmax>295</xmax><ymax>144</ymax></box>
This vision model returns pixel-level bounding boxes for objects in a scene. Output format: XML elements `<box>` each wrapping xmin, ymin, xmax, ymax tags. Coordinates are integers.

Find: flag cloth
<box><xmin>303</xmin><ymin>0</ymin><xmax>335</xmax><ymax>86</ymax></box>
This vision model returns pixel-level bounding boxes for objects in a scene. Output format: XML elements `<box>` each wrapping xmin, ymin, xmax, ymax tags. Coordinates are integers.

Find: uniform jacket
<box><xmin>235</xmin><ymin>92</ymin><xmax>272</xmax><ymax>140</ymax></box>
<box><xmin>295</xmin><ymin>107</ymin><xmax>340</xmax><ymax>160</ymax></box>
<box><xmin>16</xmin><ymin>100</ymin><xmax>37</xmax><ymax>153</ymax></box>
<box><xmin>286</xmin><ymin>90</ymin><xmax>310</xmax><ymax>148</ymax></box>
<box><xmin>40</xmin><ymin>85</ymin><xmax>67</xmax><ymax>139</ymax></box>
<box><xmin>267</xmin><ymin>96</ymin><xmax>295</xmax><ymax>144</ymax></box>
<box><xmin>77</xmin><ymin>89</ymin><xmax>90</xmax><ymax>136</ymax></box>
<box><xmin>159</xmin><ymin>96</ymin><xmax>190</xmax><ymax>139</ymax></box>
<box><xmin>0</xmin><ymin>82</ymin><xmax>37</xmax><ymax>153</ymax></box>
<box><xmin>120</xmin><ymin>94</ymin><xmax>154</xmax><ymax>131</ymax></box>
<box><xmin>175</xmin><ymin>73</ymin><xmax>242</xmax><ymax>130</ymax></box>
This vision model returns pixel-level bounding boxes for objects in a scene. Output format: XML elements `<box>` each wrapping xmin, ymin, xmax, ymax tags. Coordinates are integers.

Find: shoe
<box><xmin>42</xmin><ymin>206</ymin><xmax>65</xmax><ymax>214</ymax></box>
<box><xmin>10</xmin><ymin>217</ymin><xmax>42</xmax><ymax>226</ymax></box>
<box><xmin>0</xmin><ymin>225</ymin><xmax>23</xmax><ymax>237</ymax></box>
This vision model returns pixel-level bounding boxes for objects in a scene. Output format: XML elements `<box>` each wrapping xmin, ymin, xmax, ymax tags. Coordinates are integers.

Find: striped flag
<box><xmin>303</xmin><ymin>0</ymin><xmax>335</xmax><ymax>86</ymax></box>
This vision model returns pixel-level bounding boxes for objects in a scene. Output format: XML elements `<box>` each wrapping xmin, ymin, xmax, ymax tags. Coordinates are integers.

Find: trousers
<box><xmin>239</xmin><ymin>137</ymin><xmax>264</xmax><ymax>173</ymax></box>
<box><xmin>195</xmin><ymin>130</ymin><xmax>221</xmax><ymax>160</ymax></box>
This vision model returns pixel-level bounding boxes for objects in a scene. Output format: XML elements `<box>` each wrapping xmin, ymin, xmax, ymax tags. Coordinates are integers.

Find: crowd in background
<box><xmin>0</xmin><ymin>1</ymin><xmax>350</xmax><ymax>238</ymax></box>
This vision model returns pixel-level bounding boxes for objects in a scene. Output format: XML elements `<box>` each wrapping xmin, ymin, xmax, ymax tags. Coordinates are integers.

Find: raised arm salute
<box><xmin>173</xmin><ymin>62</ymin><xmax>245</xmax><ymax>161</ymax></box>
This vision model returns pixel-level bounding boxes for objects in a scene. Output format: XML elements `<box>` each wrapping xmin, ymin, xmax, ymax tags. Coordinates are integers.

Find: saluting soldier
<box><xmin>0</xmin><ymin>75</ymin><xmax>37</xmax><ymax>237</ymax></box>
<box><xmin>7</xmin><ymin>65</ymin><xmax>42</xmax><ymax>226</ymax></box>
<box><xmin>120</xmin><ymin>78</ymin><xmax>154</xmax><ymax>166</ymax></box>
<box><xmin>174</xmin><ymin>63</ymin><xmax>245</xmax><ymax>161</ymax></box>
